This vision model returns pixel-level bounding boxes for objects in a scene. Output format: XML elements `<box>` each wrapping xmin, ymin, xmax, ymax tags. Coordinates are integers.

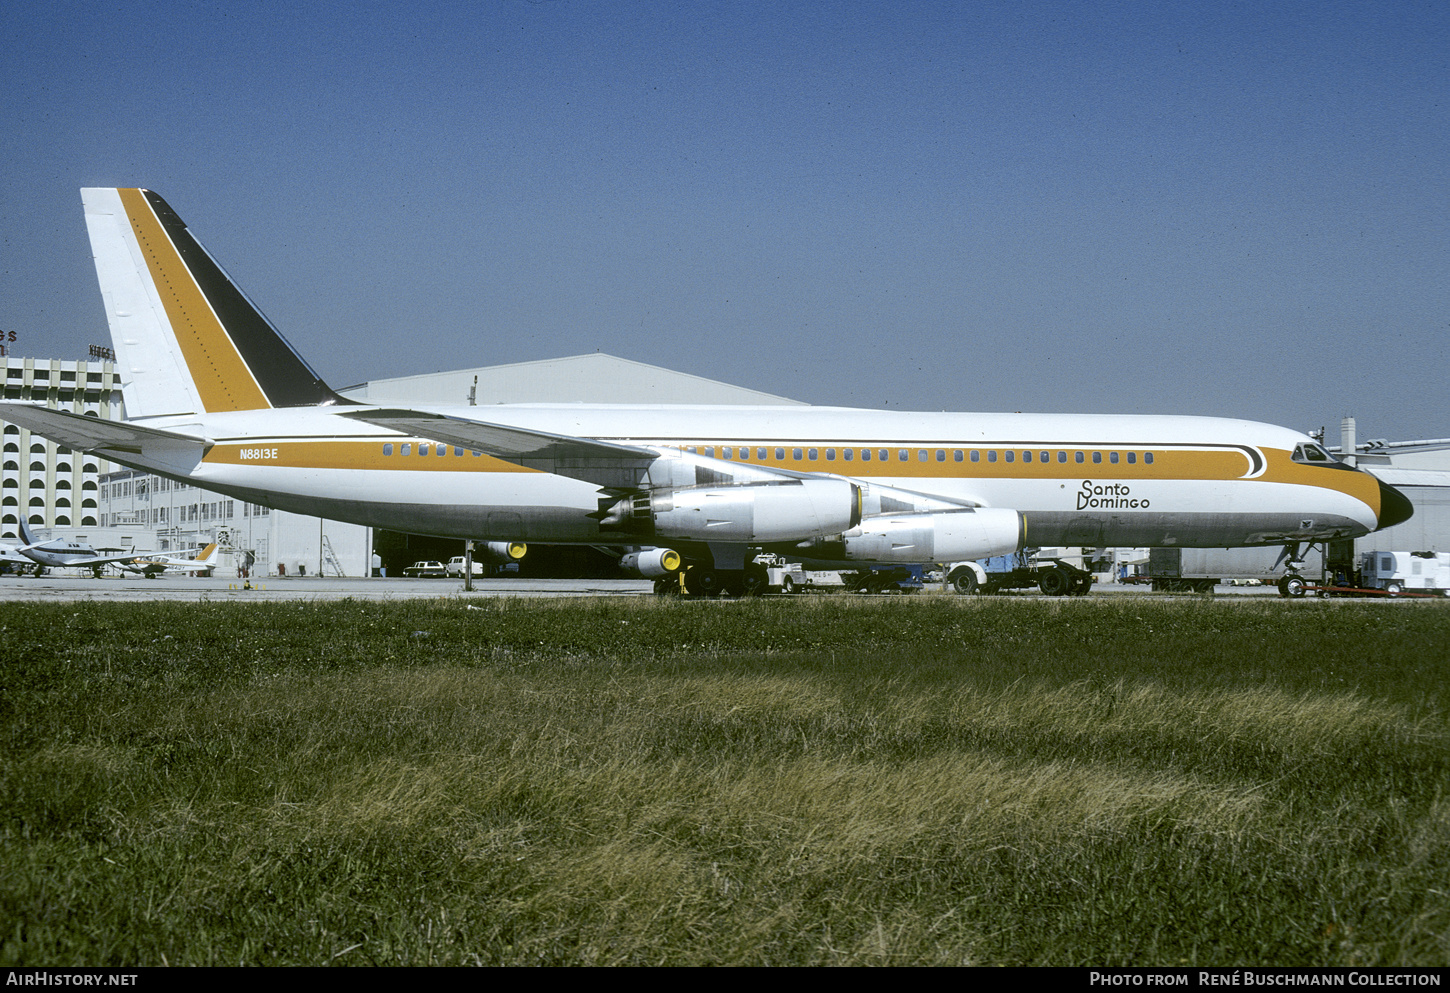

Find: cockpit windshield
<box><xmin>1292</xmin><ymin>443</ymin><xmax>1337</xmax><ymax>464</ymax></box>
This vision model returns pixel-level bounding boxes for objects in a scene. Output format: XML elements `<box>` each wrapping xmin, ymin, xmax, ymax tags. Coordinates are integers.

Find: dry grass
<box><xmin>2</xmin><ymin>596</ymin><xmax>1448</xmax><ymax>965</ymax></box>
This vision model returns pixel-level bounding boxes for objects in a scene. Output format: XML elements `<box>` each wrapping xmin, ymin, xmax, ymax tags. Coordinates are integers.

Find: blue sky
<box><xmin>3</xmin><ymin>0</ymin><xmax>1446</xmax><ymax>441</ymax></box>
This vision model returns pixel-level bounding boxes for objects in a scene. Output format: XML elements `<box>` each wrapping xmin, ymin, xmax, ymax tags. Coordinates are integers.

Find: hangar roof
<box><xmin>338</xmin><ymin>353</ymin><xmax>806</xmax><ymax>407</ymax></box>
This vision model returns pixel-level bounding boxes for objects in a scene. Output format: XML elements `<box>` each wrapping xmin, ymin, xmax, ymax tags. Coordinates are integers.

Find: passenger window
<box><xmin>970</xmin><ymin>450</ymin><xmax>979</xmax><ymax>462</ymax></box>
<box><xmin>1023</xmin><ymin>451</ymin><xmax>1033</xmax><ymax>463</ymax></box>
<box><xmin>1040</xmin><ymin>451</ymin><xmax>1049</xmax><ymax>463</ymax></box>
<box><xmin>758</xmin><ymin>448</ymin><xmax>767</xmax><ymax>460</ymax></box>
<box><xmin>954</xmin><ymin>450</ymin><xmax>963</xmax><ymax>462</ymax></box>
<box><xmin>1144</xmin><ymin>452</ymin><xmax>1154</xmax><ymax>465</ymax></box>
<box><xmin>704</xmin><ymin>447</ymin><xmax>714</xmax><ymax>458</ymax></box>
<box><xmin>918</xmin><ymin>450</ymin><xmax>928</xmax><ymax>462</ymax></box>
<box><xmin>775</xmin><ymin>448</ymin><xmax>785</xmax><ymax>461</ymax></box>
<box><xmin>1075</xmin><ymin>452</ymin><xmax>1084</xmax><ymax>463</ymax></box>
<box><xmin>1110</xmin><ymin>452</ymin><xmax>1119</xmax><ymax>464</ymax></box>
<box><xmin>843</xmin><ymin>449</ymin><xmax>853</xmax><ymax>461</ymax></box>
<box><xmin>1004</xmin><ymin>451</ymin><xmax>1014</xmax><ymax>463</ymax></box>
<box><xmin>1127</xmin><ymin>452</ymin><xmax>1136</xmax><ymax>464</ymax></box>
<box><xmin>861</xmin><ymin>449</ymin><xmax>871</xmax><ymax>461</ymax></box>
<box><xmin>1093</xmin><ymin>452</ymin><xmax>1102</xmax><ymax>464</ymax></box>
<box><xmin>899</xmin><ymin>450</ymin><xmax>909</xmax><ymax>461</ymax></box>
<box><xmin>937</xmin><ymin>450</ymin><xmax>946</xmax><ymax>462</ymax></box>
<box><xmin>454</xmin><ymin>447</ymin><xmax>463</xmax><ymax>456</ymax></box>
<box><xmin>825</xmin><ymin>449</ymin><xmax>835</xmax><ymax>461</ymax></box>
<box><xmin>1057</xmin><ymin>451</ymin><xmax>1066</xmax><ymax>463</ymax></box>
<box><xmin>794</xmin><ymin>448</ymin><xmax>803</xmax><ymax>461</ymax></box>
<box><xmin>383</xmin><ymin>443</ymin><xmax>393</xmax><ymax>456</ymax></box>
<box><xmin>987</xmin><ymin>451</ymin><xmax>997</xmax><ymax>463</ymax></box>
<box><xmin>438</xmin><ymin>445</ymin><xmax>447</xmax><ymax>457</ymax></box>
<box><xmin>879</xmin><ymin>449</ymin><xmax>889</xmax><ymax>461</ymax></box>
<box><xmin>420</xmin><ymin>444</ymin><xmax>429</xmax><ymax>456</ymax></box>
<box><xmin>808</xmin><ymin>448</ymin><xmax>818</xmax><ymax>460</ymax></box>
<box><xmin>402</xmin><ymin>443</ymin><xmax>411</xmax><ymax>456</ymax></box>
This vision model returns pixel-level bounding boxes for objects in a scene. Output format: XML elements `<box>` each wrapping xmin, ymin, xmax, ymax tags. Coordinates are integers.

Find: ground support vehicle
<box><xmin>947</xmin><ymin>551</ymin><xmax>1092</xmax><ymax>596</ymax></box>
<box><xmin>401</xmin><ymin>560</ymin><xmax>447</xmax><ymax>578</ymax></box>
<box><xmin>1349</xmin><ymin>550</ymin><xmax>1450</xmax><ymax>597</ymax></box>
<box><xmin>752</xmin><ymin>557</ymin><xmax>848</xmax><ymax>594</ymax></box>
<box><xmin>446</xmin><ymin>555</ymin><xmax>486</xmax><ymax>579</ymax></box>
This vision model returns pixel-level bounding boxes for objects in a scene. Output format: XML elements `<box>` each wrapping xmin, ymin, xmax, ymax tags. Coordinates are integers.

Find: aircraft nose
<box><xmin>1377</xmin><ymin>477</ymin><xmax>1414</xmax><ymax>530</ymax></box>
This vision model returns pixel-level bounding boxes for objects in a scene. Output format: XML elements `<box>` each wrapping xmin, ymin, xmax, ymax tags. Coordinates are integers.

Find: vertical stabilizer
<box><xmin>81</xmin><ymin>188</ymin><xmax>349</xmax><ymax>417</ymax></box>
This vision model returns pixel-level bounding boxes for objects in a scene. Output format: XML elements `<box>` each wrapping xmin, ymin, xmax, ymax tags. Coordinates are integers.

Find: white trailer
<box><xmin>1148</xmin><ymin>546</ymin><xmax>1324</xmax><ymax>593</ymax></box>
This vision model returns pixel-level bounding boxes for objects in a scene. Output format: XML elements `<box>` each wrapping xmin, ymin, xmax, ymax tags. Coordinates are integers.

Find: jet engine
<box><xmin>619</xmin><ymin>547</ymin><xmax>681</xmax><ymax>578</ymax></box>
<box><xmin>478</xmin><ymin>541</ymin><xmax>527</xmax><ymax>565</ymax></box>
<box><xmin>798</xmin><ymin>508</ymin><xmax>1024</xmax><ymax>563</ymax></box>
<box><xmin>600</xmin><ymin>479</ymin><xmax>862</xmax><ymax>543</ymax></box>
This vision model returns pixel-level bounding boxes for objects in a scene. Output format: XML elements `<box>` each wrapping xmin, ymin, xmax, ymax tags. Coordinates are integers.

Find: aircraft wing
<box><xmin>341</xmin><ymin>408</ymin><xmax>985</xmax><ymax>510</ymax></box>
<box><xmin>340</xmin><ymin>408</ymin><xmax>661</xmax><ymax>489</ymax></box>
<box><xmin>20</xmin><ymin>547</ymin><xmax>143</xmax><ymax>568</ymax></box>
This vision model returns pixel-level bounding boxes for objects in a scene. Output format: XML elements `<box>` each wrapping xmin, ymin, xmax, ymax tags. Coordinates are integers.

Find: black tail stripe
<box><xmin>141</xmin><ymin>191</ymin><xmax>354</xmax><ymax>408</ymax></box>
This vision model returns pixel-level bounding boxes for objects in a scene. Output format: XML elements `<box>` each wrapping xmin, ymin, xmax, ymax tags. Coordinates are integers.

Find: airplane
<box><xmin>0</xmin><ymin>541</ymin><xmax>34</xmax><ymax>576</ymax></box>
<box><xmin>117</xmin><ymin>542</ymin><xmax>221</xmax><ymax>578</ymax></box>
<box><xmin>0</xmin><ymin>188</ymin><xmax>1414</xmax><ymax>597</ymax></box>
<box><xmin>13</xmin><ymin>519</ymin><xmax>143</xmax><ymax>577</ymax></box>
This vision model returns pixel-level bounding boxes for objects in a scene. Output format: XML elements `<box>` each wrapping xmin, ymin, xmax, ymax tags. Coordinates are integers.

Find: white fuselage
<box><xmin>120</xmin><ymin>403</ymin><xmax>1385</xmax><ymax>551</ymax></box>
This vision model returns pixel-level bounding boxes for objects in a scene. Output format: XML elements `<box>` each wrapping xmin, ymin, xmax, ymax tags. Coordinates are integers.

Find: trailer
<box><xmin>946</xmin><ymin>550</ymin><xmax>1093</xmax><ymax>596</ymax></box>
<box><xmin>1147</xmin><ymin>546</ymin><xmax>1324</xmax><ymax>594</ymax></box>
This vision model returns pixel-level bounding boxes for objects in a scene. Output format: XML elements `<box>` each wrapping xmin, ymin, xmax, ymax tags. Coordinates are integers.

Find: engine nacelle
<box><xmin>619</xmin><ymin>547</ymin><xmax>681</xmax><ymax>578</ymax></box>
<box><xmin>601</xmin><ymin>479</ymin><xmax>862</xmax><ymax>543</ymax></box>
<box><xmin>478</xmin><ymin>541</ymin><xmax>527</xmax><ymax>565</ymax></box>
<box><xmin>799</xmin><ymin>508</ymin><xmax>1024</xmax><ymax>563</ymax></box>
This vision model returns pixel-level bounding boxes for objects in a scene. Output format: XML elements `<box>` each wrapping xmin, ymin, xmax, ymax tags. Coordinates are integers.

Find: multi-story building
<box><xmin>2</xmin><ymin>357</ymin><xmax>123</xmax><ymax>538</ymax></box>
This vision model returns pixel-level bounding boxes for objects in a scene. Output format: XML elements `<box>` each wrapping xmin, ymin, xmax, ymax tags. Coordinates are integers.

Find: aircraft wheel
<box><xmin>683</xmin><ymin>566</ymin><xmax>721</xmax><ymax>598</ymax></box>
<box><xmin>949</xmin><ymin>569</ymin><xmax>979</xmax><ymax>595</ymax></box>
<box><xmin>1038</xmin><ymin>568</ymin><xmax>1069</xmax><ymax>597</ymax></box>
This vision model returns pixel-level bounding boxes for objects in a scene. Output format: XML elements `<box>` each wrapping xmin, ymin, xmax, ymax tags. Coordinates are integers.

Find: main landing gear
<box><xmin>656</xmin><ymin>564</ymin><xmax>768</xmax><ymax>598</ymax></box>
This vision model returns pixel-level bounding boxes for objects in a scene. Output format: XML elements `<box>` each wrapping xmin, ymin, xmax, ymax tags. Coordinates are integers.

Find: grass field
<box><xmin>2</xmin><ymin>595</ymin><xmax>1447</xmax><ymax>966</ymax></box>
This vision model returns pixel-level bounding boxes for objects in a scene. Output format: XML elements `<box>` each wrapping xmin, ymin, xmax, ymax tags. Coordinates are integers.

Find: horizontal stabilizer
<box><xmin>0</xmin><ymin>403</ymin><xmax>208</xmax><ymax>478</ymax></box>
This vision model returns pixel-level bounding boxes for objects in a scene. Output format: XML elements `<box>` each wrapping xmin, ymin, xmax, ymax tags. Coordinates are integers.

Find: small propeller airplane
<box><xmin>117</xmin><ymin>542</ymin><xmax>221</xmax><ymax>578</ymax></box>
